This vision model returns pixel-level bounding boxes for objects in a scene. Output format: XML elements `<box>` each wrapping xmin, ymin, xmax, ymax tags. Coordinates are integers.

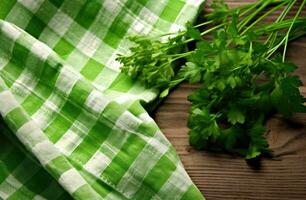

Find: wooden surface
<box><xmin>153</xmin><ymin>1</ymin><xmax>306</xmax><ymax>200</ymax></box>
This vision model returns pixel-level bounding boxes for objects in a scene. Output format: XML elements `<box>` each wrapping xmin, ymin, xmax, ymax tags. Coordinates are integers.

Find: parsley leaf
<box><xmin>227</xmin><ymin>107</ymin><xmax>245</xmax><ymax>125</ymax></box>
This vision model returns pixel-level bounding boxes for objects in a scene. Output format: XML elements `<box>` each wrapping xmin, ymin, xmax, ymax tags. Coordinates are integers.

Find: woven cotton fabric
<box><xmin>0</xmin><ymin>0</ymin><xmax>205</xmax><ymax>199</ymax></box>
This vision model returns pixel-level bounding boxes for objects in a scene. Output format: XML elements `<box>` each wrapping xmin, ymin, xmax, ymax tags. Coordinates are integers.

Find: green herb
<box><xmin>117</xmin><ymin>0</ymin><xmax>306</xmax><ymax>159</ymax></box>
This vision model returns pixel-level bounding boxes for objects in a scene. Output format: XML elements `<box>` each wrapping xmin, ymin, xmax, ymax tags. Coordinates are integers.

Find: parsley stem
<box><xmin>256</xmin><ymin>18</ymin><xmax>305</xmax><ymax>34</ymax></box>
<box><xmin>194</xmin><ymin>20</ymin><xmax>214</xmax><ymax>28</ymax></box>
<box><xmin>170</xmin><ymin>51</ymin><xmax>193</xmax><ymax>59</ymax></box>
<box><xmin>183</xmin><ymin>23</ymin><xmax>225</xmax><ymax>45</ymax></box>
<box><xmin>201</xmin><ymin>23</ymin><xmax>224</xmax><ymax>37</ymax></box>
<box><xmin>282</xmin><ymin>0</ymin><xmax>305</xmax><ymax>62</ymax></box>
<box><xmin>265</xmin><ymin>0</ymin><xmax>296</xmax><ymax>48</ymax></box>
<box><xmin>146</xmin><ymin>20</ymin><xmax>215</xmax><ymax>41</ymax></box>
<box><xmin>266</xmin><ymin>1</ymin><xmax>305</xmax><ymax>59</ymax></box>
<box><xmin>241</xmin><ymin>0</ymin><xmax>289</xmax><ymax>35</ymax></box>
<box><xmin>238</xmin><ymin>0</ymin><xmax>272</xmax><ymax>31</ymax></box>
<box><xmin>239</xmin><ymin>0</ymin><xmax>262</xmax><ymax>17</ymax></box>
<box><xmin>238</xmin><ymin>0</ymin><xmax>283</xmax><ymax>19</ymax></box>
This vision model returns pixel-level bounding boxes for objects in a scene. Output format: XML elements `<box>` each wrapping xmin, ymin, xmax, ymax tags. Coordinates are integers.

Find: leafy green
<box><xmin>117</xmin><ymin>0</ymin><xmax>306</xmax><ymax>159</ymax></box>
<box><xmin>179</xmin><ymin>62</ymin><xmax>202</xmax><ymax>83</ymax></box>
<box><xmin>272</xmin><ymin>76</ymin><xmax>306</xmax><ymax>116</ymax></box>
<box><xmin>186</xmin><ymin>22</ymin><xmax>203</xmax><ymax>40</ymax></box>
<box><xmin>227</xmin><ymin>107</ymin><xmax>245</xmax><ymax>125</ymax></box>
<box><xmin>118</xmin><ymin>35</ymin><xmax>185</xmax><ymax>85</ymax></box>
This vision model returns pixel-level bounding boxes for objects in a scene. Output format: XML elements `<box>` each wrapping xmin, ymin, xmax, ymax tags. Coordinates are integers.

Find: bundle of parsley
<box><xmin>117</xmin><ymin>0</ymin><xmax>306</xmax><ymax>159</ymax></box>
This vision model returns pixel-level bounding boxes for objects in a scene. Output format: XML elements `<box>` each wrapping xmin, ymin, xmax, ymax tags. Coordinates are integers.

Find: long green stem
<box><xmin>239</xmin><ymin>0</ymin><xmax>262</xmax><ymax>17</ymax></box>
<box><xmin>151</xmin><ymin>2</ymin><xmax>260</xmax><ymax>42</ymax></box>
<box><xmin>266</xmin><ymin>1</ymin><xmax>306</xmax><ymax>59</ymax></box>
<box><xmin>265</xmin><ymin>0</ymin><xmax>296</xmax><ymax>46</ymax></box>
<box><xmin>194</xmin><ymin>20</ymin><xmax>214</xmax><ymax>28</ymax></box>
<box><xmin>238</xmin><ymin>0</ymin><xmax>271</xmax><ymax>31</ymax></box>
<box><xmin>157</xmin><ymin>20</ymin><xmax>215</xmax><ymax>39</ymax></box>
<box><xmin>170</xmin><ymin>51</ymin><xmax>194</xmax><ymax>58</ymax></box>
<box><xmin>170</xmin><ymin>1</ymin><xmax>305</xmax><ymax>63</ymax></box>
<box><xmin>255</xmin><ymin>18</ymin><xmax>306</xmax><ymax>34</ymax></box>
<box><xmin>182</xmin><ymin>1</ymin><xmax>285</xmax><ymax>46</ymax></box>
<box><xmin>241</xmin><ymin>0</ymin><xmax>288</xmax><ymax>35</ymax></box>
<box><xmin>239</xmin><ymin>0</ymin><xmax>287</xmax><ymax>16</ymax></box>
<box><xmin>183</xmin><ymin>23</ymin><xmax>225</xmax><ymax>45</ymax></box>
<box><xmin>282</xmin><ymin>0</ymin><xmax>306</xmax><ymax>62</ymax></box>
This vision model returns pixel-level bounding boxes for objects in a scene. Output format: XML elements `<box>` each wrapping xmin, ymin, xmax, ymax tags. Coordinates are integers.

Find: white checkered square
<box><xmin>0</xmin><ymin>175</ymin><xmax>22</xmax><ymax>199</ymax></box>
<box><xmin>130</xmin><ymin>20</ymin><xmax>147</xmax><ymax>34</ymax></box>
<box><xmin>48</xmin><ymin>11</ymin><xmax>73</xmax><ymax>37</ymax></box>
<box><xmin>115</xmin><ymin>111</ymin><xmax>142</xmax><ymax>130</ymax></box>
<box><xmin>77</xmin><ymin>31</ymin><xmax>102</xmax><ymax>57</ymax></box>
<box><xmin>105</xmin><ymin>50</ymin><xmax>122</xmax><ymax>71</ymax></box>
<box><xmin>55</xmin><ymin>130</ymin><xmax>82</xmax><ymax>156</ymax></box>
<box><xmin>31</xmin><ymin>41</ymin><xmax>53</xmax><ymax>60</ymax></box>
<box><xmin>138</xmin><ymin>113</ymin><xmax>154</xmax><ymax>122</ymax></box>
<box><xmin>130</xmin><ymin>7</ymin><xmax>158</xmax><ymax>35</ymax></box>
<box><xmin>32</xmin><ymin>93</ymin><xmax>63</xmax><ymax>129</ymax></box>
<box><xmin>140</xmin><ymin>7</ymin><xmax>159</xmax><ymax>24</ymax></box>
<box><xmin>1</xmin><ymin>21</ymin><xmax>22</xmax><ymax>41</ymax></box>
<box><xmin>93</xmin><ymin>43</ymin><xmax>115</xmax><ymax>64</ymax></box>
<box><xmin>103</xmin><ymin>0</ymin><xmax>122</xmax><ymax>13</ymax></box>
<box><xmin>11</xmin><ymin>70</ymin><xmax>38</xmax><ymax>102</ymax></box>
<box><xmin>33</xmin><ymin>195</ymin><xmax>47</xmax><ymax>200</ymax></box>
<box><xmin>55</xmin><ymin>67</ymin><xmax>80</xmax><ymax>95</ymax></box>
<box><xmin>39</xmin><ymin>27</ymin><xmax>61</xmax><ymax>48</ymax></box>
<box><xmin>65</xmin><ymin>50</ymin><xmax>89</xmax><ymax>71</ymax></box>
<box><xmin>0</xmin><ymin>90</ymin><xmax>19</xmax><ymax>116</ymax></box>
<box><xmin>18</xmin><ymin>0</ymin><xmax>44</xmax><ymax>13</ymax></box>
<box><xmin>114</xmin><ymin>93</ymin><xmax>137</xmax><ymax>105</ymax></box>
<box><xmin>0</xmin><ymin>55</ymin><xmax>8</xmax><ymax>70</ymax></box>
<box><xmin>84</xmin><ymin>151</ymin><xmax>112</xmax><ymax>177</ymax></box>
<box><xmin>85</xmin><ymin>90</ymin><xmax>109</xmax><ymax>114</ymax></box>
<box><xmin>187</xmin><ymin>0</ymin><xmax>203</xmax><ymax>6</ymax></box>
<box><xmin>59</xmin><ymin>169</ymin><xmax>86</xmax><ymax>193</ymax></box>
<box><xmin>16</xmin><ymin>121</ymin><xmax>45</xmax><ymax>148</ymax></box>
<box><xmin>32</xmin><ymin>140</ymin><xmax>61</xmax><ymax>165</ymax></box>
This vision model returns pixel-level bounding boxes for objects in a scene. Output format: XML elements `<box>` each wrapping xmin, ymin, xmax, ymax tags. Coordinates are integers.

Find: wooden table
<box><xmin>153</xmin><ymin>1</ymin><xmax>306</xmax><ymax>199</ymax></box>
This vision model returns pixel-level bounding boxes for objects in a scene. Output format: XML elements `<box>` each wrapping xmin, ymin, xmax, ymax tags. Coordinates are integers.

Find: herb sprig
<box><xmin>117</xmin><ymin>0</ymin><xmax>306</xmax><ymax>159</ymax></box>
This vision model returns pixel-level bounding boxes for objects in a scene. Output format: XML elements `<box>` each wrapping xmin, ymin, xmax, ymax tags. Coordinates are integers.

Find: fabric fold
<box><xmin>0</xmin><ymin>0</ymin><xmax>205</xmax><ymax>199</ymax></box>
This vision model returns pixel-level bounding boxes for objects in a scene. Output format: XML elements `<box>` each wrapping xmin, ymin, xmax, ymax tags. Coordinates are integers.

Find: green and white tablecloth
<box><xmin>0</xmin><ymin>0</ymin><xmax>205</xmax><ymax>199</ymax></box>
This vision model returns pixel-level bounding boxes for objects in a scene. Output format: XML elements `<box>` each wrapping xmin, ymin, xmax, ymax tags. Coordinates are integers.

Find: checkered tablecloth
<box><xmin>0</xmin><ymin>0</ymin><xmax>205</xmax><ymax>199</ymax></box>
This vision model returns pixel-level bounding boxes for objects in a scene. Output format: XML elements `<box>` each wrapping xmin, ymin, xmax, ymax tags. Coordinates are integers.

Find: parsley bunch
<box><xmin>117</xmin><ymin>0</ymin><xmax>306</xmax><ymax>159</ymax></box>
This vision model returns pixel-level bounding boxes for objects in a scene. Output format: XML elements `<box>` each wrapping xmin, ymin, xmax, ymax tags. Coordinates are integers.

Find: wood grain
<box><xmin>153</xmin><ymin>1</ymin><xmax>306</xmax><ymax>199</ymax></box>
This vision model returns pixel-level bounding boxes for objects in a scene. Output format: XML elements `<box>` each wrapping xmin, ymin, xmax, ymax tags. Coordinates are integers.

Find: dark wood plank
<box><xmin>153</xmin><ymin>1</ymin><xmax>306</xmax><ymax>199</ymax></box>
